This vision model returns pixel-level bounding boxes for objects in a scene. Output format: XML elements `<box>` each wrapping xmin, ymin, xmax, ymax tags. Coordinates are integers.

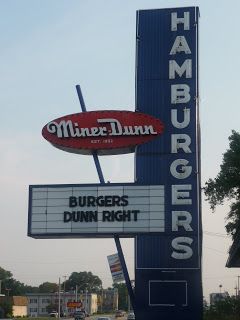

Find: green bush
<box><xmin>204</xmin><ymin>297</ymin><xmax>240</xmax><ymax>320</ymax></box>
<box><xmin>0</xmin><ymin>300</ymin><xmax>13</xmax><ymax>318</ymax></box>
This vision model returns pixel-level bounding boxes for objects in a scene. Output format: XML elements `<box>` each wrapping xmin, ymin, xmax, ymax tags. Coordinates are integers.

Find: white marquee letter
<box><xmin>169</xmin><ymin>59</ymin><xmax>192</xmax><ymax>79</ymax></box>
<box><xmin>171</xmin><ymin>84</ymin><xmax>190</xmax><ymax>104</ymax></box>
<box><xmin>172</xmin><ymin>184</ymin><xmax>192</xmax><ymax>205</ymax></box>
<box><xmin>172</xmin><ymin>211</ymin><xmax>193</xmax><ymax>231</ymax></box>
<box><xmin>171</xmin><ymin>237</ymin><xmax>193</xmax><ymax>259</ymax></box>
<box><xmin>171</xmin><ymin>12</ymin><xmax>190</xmax><ymax>31</ymax></box>
<box><xmin>171</xmin><ymin>134</ymin><xmax>191</xmax><ymax>153</ymax></box>
<box><xmin>171</xmin><ymin>108</ymin><xmax>190</xmax><ymax>129</ymax></box>
<box><xmin>170</xmin><ymin>36</ymin><xmax>191</xmax><ymax>55</ymax></box>
<box><xmin>170</xmin><ymin>159</ymin><xmax>192</xmax><ymax>179</ymax></box>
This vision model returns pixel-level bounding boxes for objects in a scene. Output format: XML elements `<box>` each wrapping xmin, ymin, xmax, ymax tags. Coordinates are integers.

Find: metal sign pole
<box><xmin>76</xmin><ymin>85</ymin><xmax>105</xmax><ymax>184</ymax></box>
<box><xmin>75</xmin><ymin>84</ymin><xmax>136</xmax><ymax>313</ymax></box>
<box><xmin>114</xmin><ymin>235</ymin><xmax>136</xmax><ymax>311</ymax></box>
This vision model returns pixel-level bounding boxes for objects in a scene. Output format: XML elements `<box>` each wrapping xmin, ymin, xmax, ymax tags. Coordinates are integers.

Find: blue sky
<box><xmin>1</xmin><ymin>0</ymin><xmax>240</xmax><ymax>301</ymax></box>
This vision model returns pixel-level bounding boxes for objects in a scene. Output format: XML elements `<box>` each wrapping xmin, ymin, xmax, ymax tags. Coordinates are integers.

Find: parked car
<box><xmin>82</xmin><ymin>310</ymin><xmax>89</xmax><ymax>317</ymax></box>
<box><xmin>127</xmin><ymin>312</ymin><xmax>135</xmax><ymax>320</ymax></box>
<box><xmin>115</xmin><ymin>310</ymin><xmax>125</xmax><ymax>317</ymax></box>
<box><xmin>49</xmin><ymin>311</ymin><xmax>58</xmax><ymax>317</ymax></box>
<box><xmin>74</xmin><ymin>311</ymin><xmax>85</xmax><ymax>320</ymax></box>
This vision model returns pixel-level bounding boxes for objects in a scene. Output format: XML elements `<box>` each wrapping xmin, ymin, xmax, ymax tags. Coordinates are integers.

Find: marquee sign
<box><xmin>29</xmin><ymin>6</ymin><xmax>201</xmax><ymax>319</ymax></box>
<box><xmin>42</xmin><ymin>111</ymin><xmax>164</xmax><ymax>155</ymax></box>
<box><xmin>28</xmin><ymin>183</ymin><xmax>165</xmax><ymax>238</ymax></box>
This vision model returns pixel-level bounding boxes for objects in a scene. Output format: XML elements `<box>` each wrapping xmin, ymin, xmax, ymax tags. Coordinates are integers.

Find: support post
<box><xmin>75</xmin><ymin>85</ymin><xmax>105</xmax><ymax>184</ymax></box>
<box><xmin>75</xmin><ymin>285</ymin><xmax>78</xmax><ymax>302</ymax></box>
<box><xmin>114</xmin><ymin>235</ymin><xmax>136</xmax><ymax>311</ymax></box>
<box><xmin>238</xmin><ymin>276</ymin><xmax>240</xmax><ymax>296</ymax></box>
<box><xmin>58</xmin><ymin>278</ymin><xmax>61</xmax><ymax>320</ymax></box>
<box><xmin>75</xmin><ymin>84</ymin><xmax>136</xmax><ymax>313</ymax></box>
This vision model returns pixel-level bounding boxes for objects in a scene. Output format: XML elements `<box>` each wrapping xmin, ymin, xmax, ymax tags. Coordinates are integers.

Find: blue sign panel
<box><xmin>135</xmin><ymin>7</ymin><xmax>202</xmax><ymax>320</ymax></box>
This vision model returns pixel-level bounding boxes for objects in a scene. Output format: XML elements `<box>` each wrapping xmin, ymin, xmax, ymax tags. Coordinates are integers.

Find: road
<box><xmin>2</xmin><ymin>316</ymin><xmax>128</xmax><ymax>320</ymax></box>
<box><xmin>86</xmin><ymin>316</ymin><xmax>126</xmax><ymax>320</ymax></box>
<box><xmin>75</xmin><ymin>316</ymin><xmax>127</xmax><ymax>320</ymax></box>
<box><xmin>1</xmin><ymin>315</ymin><xmax>129</xmax><ymax>320</ymax></box>
<box><xmin>86</xmin><ymin>314</ymin><xmax>127</xmax><ymax>320</ymax></box>
<box><xmin>70</xmin><ymin>315</ymin><xmax>127</xmax><ymax>320</ymax></box>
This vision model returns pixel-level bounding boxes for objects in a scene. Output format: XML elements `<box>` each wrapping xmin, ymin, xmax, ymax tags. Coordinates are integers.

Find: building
<box><xmin>99</xmin><ymin>288</ymin><xmax>118</xmax><ymax>312</ymax></box>
<box><xmin>26</xmin><ymin>292</ymin><xmax>98</xmax><ymax>317</ymax></box>
<box><xmin>210</xmin><ymin>292</ymin><xmax>229</xmax><ymax>305</ymax></box>
<box><xmin>0</xmin><ymin>296</ymin><xmax>28</xmax><ymax>317</ymax></box>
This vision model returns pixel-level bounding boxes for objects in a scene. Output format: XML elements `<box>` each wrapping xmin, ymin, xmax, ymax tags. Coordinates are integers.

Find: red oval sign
<box><xmin>42</xmin><ymin>111</ymin><xmax>164</xmax><ymax>155</ymax></box>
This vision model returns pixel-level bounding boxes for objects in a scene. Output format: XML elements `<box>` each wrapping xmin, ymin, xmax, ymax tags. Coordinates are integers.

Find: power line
<box><xmin>203</xmin><ymin>230</ymin><xmax>229</xmax><ymax>238</ymax></box>
<box><xmin>203</xmin><ymin>275</ymin><xmax>237</xmax><ymax>280</ymax></box>
<box><xmin>203</xmin><ymin>246</ymin><xmax>227</xmax><ymax>255</ymax></box>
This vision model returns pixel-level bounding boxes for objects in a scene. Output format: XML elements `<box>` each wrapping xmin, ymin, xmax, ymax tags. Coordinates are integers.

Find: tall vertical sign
<box><xmin>135</xmin><ymin>7</ymin><xmax>202</xmax><ymax>320</ymax></box>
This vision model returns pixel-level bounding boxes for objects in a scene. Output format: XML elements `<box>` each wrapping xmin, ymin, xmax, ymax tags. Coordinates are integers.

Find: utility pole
<box><xmin>0</xmin><ymin>280</ymin><xmax>2</xmax><ymax>295</ymax></box>
<box><xmin>235</xmin><ymin>285</ymin><xmax>238</xmax><ymax>298</ymax></box>
<box><xmin>58</xmin><ymin>278</ymin><xmax>61</xmax><ymax>320</ymax></box>
<box><xmin>63</xmin><ymin>276</ymin><xmax>67</xmax><ymax>316</ymax></box>
<box><xmin>75</xmin><ymin>285</ymin><xmax>78</xmax><ymax>302</ymax></box>
<box><xmin>85</xmin><ymin>289</ymin><xmax>88</xmax><ymax>314</ymax></box>
<box><xmin>100</xmin><ymin>288</ymin><xmax>103</xmax><ymax>313</ymax></box>
<box><xmin>237</xmin><ymin>276</ymin><xmax>240</xmax><ymax>297</ymax></box>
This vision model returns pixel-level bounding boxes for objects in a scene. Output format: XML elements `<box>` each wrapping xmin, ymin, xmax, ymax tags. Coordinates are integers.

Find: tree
<box><xmin>113</xmin><ymin>283</ymin><xmax>128</xmax><ymax>311</ymax></box>
<box><xmin>204</xmin><ymin>296</ymin><xmax>240</xmax><ymax>320</ymax></box>
<box><xmin>0</xmin><ymin>266</ymin><xmax>38</xmax><ymax>295</ymax></box>
<box><xmin>23</xmin><ymin>285</ymin><xmax>39</xmax><ymax>294</ymax></box>
<box><xmin>2</xmin><ymin>278</ymin><xmax>25</xmax><ymax>296</ymax></box>
<box><xmin>39</xmin><ymin>282</ymin><xmax>58</xmax><ymax>293</ymax></box>
<box><xmin>0</xmin><ymin>299</ymin><xmax>13</xmax><ymax>318</ymax></box>
<box><xmin>0</xmin><ymin>268</ymin><xmax>12</xmax><ymax>281</ymax></box>
<box><xmin>0</xmin><ymin>267</ymin><xmax>24</xmax><ymax>296</ymax></box>
<box><xmin>204</xmin><ymin>130</ymin><xmax>240</xmax><ymax>238</ymax></box>
<box><xmin>65</xmin><ymin>271</ymin><xmax>102</xmax><ymax>293</ymax></box>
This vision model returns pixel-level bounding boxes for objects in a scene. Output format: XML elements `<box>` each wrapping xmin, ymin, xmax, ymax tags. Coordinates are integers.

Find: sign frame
<box><xmin>42</xmin><ymin>110</ymin><xmax>164</xmax><ymax>156</ymax></box>
<box><xmin>28</xmin><ymin>182</ymin><xmax>165</xmax><ymax>239</ymax></box>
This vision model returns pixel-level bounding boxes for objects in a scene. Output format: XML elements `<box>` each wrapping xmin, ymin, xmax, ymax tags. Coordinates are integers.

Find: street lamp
<box><xmin>219</xmin><ymin>284</ymin><xmax>222</xmax><ymax>294</ymax></box>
